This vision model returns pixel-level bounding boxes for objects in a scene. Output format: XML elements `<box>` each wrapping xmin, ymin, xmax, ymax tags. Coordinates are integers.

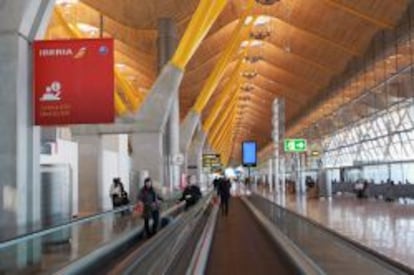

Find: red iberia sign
<box><xmin>33</xmin><ymin>38</ymin><xmax>114</xmax><ymax>125</ymax></box>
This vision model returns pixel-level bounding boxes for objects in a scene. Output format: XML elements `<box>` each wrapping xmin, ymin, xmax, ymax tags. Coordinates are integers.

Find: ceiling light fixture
<box><xmin>244</xmin><ymin>55</ymin><xmax>262</xmax><ymax>64</ymax></box>
<box><xmin>240</xmin><ymin>84</ymin><xmax>255</xmax><ymax>92</ymax></box>
<box><xmin>56</xmin><ymin>0</ymin><xmax>79</xmax><ymax>6</ymax></box>
<box><xmin>241</xmin><ymin>71</ymin><xmax>258</xmax><ymax>79</ymax></box>
<box><xmin>250</xmin><ymin>30</ymin><xmax>271</xmax><ymax>40</ymax></box>
<box><xmin>240</xmin><ymin>40</ymin><xmax>263</xmax><ymax>48</ymax></box>
<box><xmin>255</xmin><ymin>0</ymin><xmax>280</xmax><ymax>5</ymax></box>
<box><xmin>76</xmin><ymin>23</ymin><xmax>99</xmax><ymax>36</ymax></box>
<box><xmin>115</xmin><ymin>63</ymin><xmax>126</xmax><ymax>70</ymax></box>
<box><xmin>250</xmin><ymin>15</ymin><xmax>272</xmax><ymax>40</ymax></box>
<box><xmin>255</xmin><ymin>15</ymin><xmax>271</xmax><ymax>25</ymax></box>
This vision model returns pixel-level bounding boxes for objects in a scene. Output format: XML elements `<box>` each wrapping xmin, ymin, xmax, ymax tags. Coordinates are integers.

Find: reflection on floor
<box><xmin>0</xmin><ymin>212</ymin><xmax>141</xmax><ymax>274</ymax></box>
<box><xmin>261</xmin><ymin>190</ymin><xmax>414</xmax><ymax>270</ymax></box>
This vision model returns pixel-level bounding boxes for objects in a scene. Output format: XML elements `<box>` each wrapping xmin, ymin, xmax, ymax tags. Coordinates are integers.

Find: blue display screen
<box><xmin>242</xmin><ymin>141</ymin><xmax>257</xmax><ymax>166</ymax></box>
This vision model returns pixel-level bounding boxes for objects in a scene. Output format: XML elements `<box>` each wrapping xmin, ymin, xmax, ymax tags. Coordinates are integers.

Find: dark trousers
<box><xmin>220</xmin><ymin>196</ymin><xmax>229</xmax><ymax>216</ymax></box>
<box><xmin>112</xmin><ymin>195</ymin><xmax>120</xmax><ymax>208</ymax></box>
<box><xmin>144</xmin><ymin>210</ymin><xmax>160</xmax><ymax>237</ymax></box>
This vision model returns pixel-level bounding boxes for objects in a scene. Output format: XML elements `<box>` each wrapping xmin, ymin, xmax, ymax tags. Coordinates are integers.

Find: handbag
<box><xmin>113</xmin><ymin>195</ymin><xmax>123</xmax><ymax>207</ymax></box>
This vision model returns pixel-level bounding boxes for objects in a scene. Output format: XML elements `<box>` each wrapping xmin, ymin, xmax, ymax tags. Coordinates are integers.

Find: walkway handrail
<box><xmin>0</xmin><ymin>203</ymin><xmax>134</xmax><ymax>249</ymax></box>
<box><xmin>241</xmin><ymin>196</ymin><xmax>325</xmax><ymax>275</ymax></box>
<box><xmin>56</xmin><ymin>200</ymin><xmax>186</xmax><ymax>275</ymax></box>
<box><xmin>0</xmin><ymin>195</ymin><xmax>180</xmax><ymax>249</ymax></box>
<box><xmin>186</xmin><ymin>202</ymin><xmax>219</xmax><ymax>275</ymax></box>
<box><xmin>110</xmin><ymin>193</ymin><xmax>213</xmax><ymax>275</ymax></box>
<box><xmin>253</xmin><ymin>192</ymin><xmax>414</xmax><ymax>274</ymax></box>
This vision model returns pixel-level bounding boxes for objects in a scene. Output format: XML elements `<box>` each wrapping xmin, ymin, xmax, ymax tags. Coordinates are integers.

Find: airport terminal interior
<box><xmin>1</xmin><ymin>0</ymin><xmax>414</xmax><ymax>274</ymax></box>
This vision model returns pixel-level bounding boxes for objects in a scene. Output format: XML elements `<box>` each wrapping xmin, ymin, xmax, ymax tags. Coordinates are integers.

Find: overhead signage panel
<box><xmin>34</xmin><ymin>38</ymin><xmax>114</xmax><ymax>125</ymax></box>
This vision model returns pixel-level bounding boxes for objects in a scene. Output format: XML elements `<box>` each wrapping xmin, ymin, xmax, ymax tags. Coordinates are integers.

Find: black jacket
<box><xmin>138</xmin><ymin>186</ymin><xmax>163</xmax><ymax>217</ymax></box>
<box><xmin>180</xmin><ymin>185</ymin><xmax>202</xmax><ymax>209</ymax></box>
<box><xmin>218</xmin><ymin>179</ymin><xmax>231</xmax><ymax>199</ymax></box>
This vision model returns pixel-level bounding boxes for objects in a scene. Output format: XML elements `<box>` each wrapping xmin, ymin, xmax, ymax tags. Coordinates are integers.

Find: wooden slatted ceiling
<box><xmin>76</xmin><ymin>0</ymin><xmax>409</xmax><ymax>162</ymax></box>
<box><xmin>81</xmin><ymin>0</ymin><xmax>200</xmax><ymax>29</ymax></box>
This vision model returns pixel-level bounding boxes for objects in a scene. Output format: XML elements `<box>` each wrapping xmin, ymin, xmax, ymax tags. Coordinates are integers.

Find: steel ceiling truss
<box><xmin>323</xmin><ymin>101</ymin><xmax>414</xmax><ymax>168</ymax></box>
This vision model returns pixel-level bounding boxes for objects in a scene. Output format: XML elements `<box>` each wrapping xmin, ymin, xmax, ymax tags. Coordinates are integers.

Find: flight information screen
<box><xmin>242</xmin><ymin>141</ymin><xmax>257</xmax><ymax>167</ymax></box>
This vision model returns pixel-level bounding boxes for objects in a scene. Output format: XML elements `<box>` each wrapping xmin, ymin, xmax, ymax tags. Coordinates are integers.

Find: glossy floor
<box><xmin>0</xmin><ymin>212</ymin><xmax>140</xmax><ymax>274</ymax></box>
<box><xmin>261</xmin><ymin>189</ymin><xmax>414</xmax><ymax>270</ymax></box>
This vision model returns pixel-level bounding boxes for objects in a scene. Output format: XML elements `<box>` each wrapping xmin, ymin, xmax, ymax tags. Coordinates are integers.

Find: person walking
<box><xmin>180</xmin><ymin>175</ymin><xmax>202</xmax><ymax>210</ymax></box>
<box><xmin>218</xmin><ymin>177</ymin><xmax>231</xmax><ymax>216</ymax></box>
<box><xmin>137</xmin><ymin>177</ymin><xmax>163</xmax><ymax>237</ymax></box>
<box><xmin>110</xmin><ymin>178</ymin><xmax>127</xmax><ymax>208</ymax></box>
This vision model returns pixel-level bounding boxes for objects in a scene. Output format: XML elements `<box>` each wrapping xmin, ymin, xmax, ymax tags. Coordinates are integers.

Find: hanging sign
<box><xmin>242</xmin><ymin>141</ymin><xmax>257</xmax><ymax>167</ymax></box>
<box><xmin>284</xmin><ymin>138</ymin><xmax>307</xmax><ymax>153</ymax></box>
<box><xmin>34</xmin><ymin>38</ymin><xmax>114</xmax><ymax>125</ymax></box>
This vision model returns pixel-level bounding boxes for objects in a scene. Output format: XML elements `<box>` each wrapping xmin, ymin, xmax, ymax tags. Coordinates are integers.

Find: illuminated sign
<box><xmin>202</xmin><ymin>154</ymin><xmax>222</xmax><ymax>172</ymax></box>
<box><xmin>284</xmin><ymin>138</ymin><xmax>307</xmax><ymax>153</ymax></box>
<box><xmin>242</xmin><ymin>141</ymin><xmax>257</xmax><ymax>167</ymax></box>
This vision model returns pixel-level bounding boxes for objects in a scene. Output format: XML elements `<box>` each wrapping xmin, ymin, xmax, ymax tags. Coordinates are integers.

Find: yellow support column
<box><xmin>212</xmin><ymin>103</ymin><xmax>237</xmax><ymax>151</ymax></box>
<box><xmin>203</xmin><ymin>59</ymin><xmax>243</xmax><ymax>132</ymax></box>
<box><xmin>192</xmin><ymin>8</ymin><xmax>256</xmax><ymax>114</ymax></box>
<box><xmin>170</xmin><ymin>0</ymin><xmax>228</xmax><ymax>70</ymax></box>
<box><xmin>221</xmin><ymin>102</ymin><xmax>240</xmax><ymax>163</ymax></box>
<box><xmin>55</xmin><ymin>7</ymin><xmax>139</xmax><ymax>114</ymax></box>
<box><xmin>208</xmin><ymin>87</ymin><xmax>240</xmax><ymax>145</ymax></box>
<box><xmin>218</xmin><ymin>129</ymin><xmax>234</xmax><ymax>165</ymax></box>
<box><xmin>114</xmin><ymin>93</ymin><xmax>128</xmax><ymax>116</ymax></box>
<box><xmin>214</xmin><ymin>119</ymin><xmax>232</xmax><ymax>151</ymax></box>
<box><xmin>115</xmin><ymin>70</ymin><xmax>143</xmax><ymax>111</ymax></box>
<box><xmin>54</xmin><ymin>7</ymin><xmax>83</xmax><ymax>38</ymax></box>
<box><xmin>216</xmin><ymin>105</ymin><xmax>238</xmax><ymax>153</ymax></box>
<box><xmin>208</xmin><ymin>91</ymin><xmax>238</xmax><ymax>147</ymax></box>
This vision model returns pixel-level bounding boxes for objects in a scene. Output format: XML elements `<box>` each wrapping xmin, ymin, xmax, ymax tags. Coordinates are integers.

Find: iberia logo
<box><xmin>73</xmin><ymin>47</ymin><xmax>87</xmax><ymax>59</ymax></box>
<box><xmin>39</xmin><ymin>47</ymin><xmax>87</xmax><ymax>59</ymax></box>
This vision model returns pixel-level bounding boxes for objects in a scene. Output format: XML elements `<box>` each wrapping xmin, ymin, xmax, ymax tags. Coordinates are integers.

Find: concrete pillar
<box><xmin>180</xmin><ymin>110</ymin><xmax>201</xmax><ymax>166</ymax></box>
<box><xmin>158</xmin><ymin>18</ymin><xmax>179</xmax><ymax>192</ymax></box>
<box><xmin>326</xmin><ymin>171</ymin><xmax>332</xmax><ymax>198</ymax></box>
<box><xmin>0</xmin><ymin>0</ymin><xmax>54</xmax><ymax>230</ymax></box>
<box><xmin>318</xmin><ymin>168</ymin><xmax>332</xmax><ymax>199</ymax></box>
<box><xmin>128</xmin><ymin>19</ymin><xmax>181</xmax><ymax>194</ymax></box>
<box><xmin>280</xmin><ymin>156</ymin><xmax>286</xmax><ymax>204</ymax></box>
<box><xmin>74</xmin><ymin>134</ymin><xmax>130</xmax><ymax>214</ymax></box>
<box><xmin>268</xmin><ymin>158</ymin><xmax>273</xmax><ymax>192</ymax></box>
<box><xmin>75</xmin><ymin>136</ymin><xmax>103</xmax><ymax>214</ymax></box>
<box><xmin>274</xmin><ymin>150</ymin><xmax>279</xmax><ymax>194</ymax></box>
<box><xmin>294</xmin><ymin>154</ymin><xmax>301</xmax><ymax>195</ymax></box>
<box><xmin>130</xmin><ymin>131</ymin><xmax>165</xmax><ymax>189</ymax></box>
<box><xmin>167</xmin><ymin>98</ymin><xmax>180</xmax><ymax>191</ymax></box>
<box><xmin>272</xmin><ymin>98</ymin><xmax>285</xmax><ymax>198</ymax></box>
<box><xmin>187</xmin><ymin>128</ymin><xmax>207</xmax><ymax>183</ymax></box>
<box><xmin>300</xmin><ymin>153</ymin><xmax>307</xmax><ymax>195</ymax></box>
<box><xmin>0</xmin><ymin>0</ymin><xmax>54</xmax><ymax>269</ymax></box>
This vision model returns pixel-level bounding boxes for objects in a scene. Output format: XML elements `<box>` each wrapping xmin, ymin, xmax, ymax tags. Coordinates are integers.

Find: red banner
<box><xmin>34</xmin><ymin>38</ymin><xmax>114</xmax><ymax>125</ymax></box>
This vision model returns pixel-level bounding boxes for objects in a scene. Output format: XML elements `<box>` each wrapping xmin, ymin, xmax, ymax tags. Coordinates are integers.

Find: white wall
<box><xmin>40</xmin><ymin>139</ymin><xmax>79</xmax><ymax>216</ymax></box>
<box><xmin>117</xmin><ymin>135</ymin><xmax>131</xmax><ymax>194</ymax></box>
<box><xmin>102</xmin><ymin>150</ymin><xmax>118</xmax><ymax>210</ymax></box>
<box><xmin>101</xmin><ymin>134</ymin><xmax>130</xmax><ymax>210</ymax></box>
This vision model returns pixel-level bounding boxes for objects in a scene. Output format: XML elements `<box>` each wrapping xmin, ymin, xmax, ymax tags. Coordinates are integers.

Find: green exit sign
<box><xmin>284</xmin><ymin>139</ymin><xmax>307</xmax><ymax>152</ymax></box>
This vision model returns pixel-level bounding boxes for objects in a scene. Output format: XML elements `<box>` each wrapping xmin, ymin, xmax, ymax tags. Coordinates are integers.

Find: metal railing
<box><xmin>0</xmin><ymin>198</ymin><xmax>183</xmax><ymax>274</ymax></box>
<box><xmin>247</xmin><ymin>193</ymin><xmax>413</xmax><ymax>274</ymax></box>
<box><xmin>108</xmin><ymin>193</ymin><xmax>213</xmax><ymax>275</ymax></box>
